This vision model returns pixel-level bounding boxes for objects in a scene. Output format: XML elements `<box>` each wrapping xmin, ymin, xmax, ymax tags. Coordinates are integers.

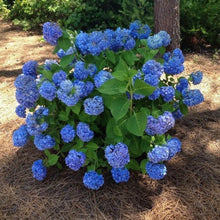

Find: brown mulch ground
<box><xmin>0</xmin><ymin>20</ymin><xmax>220</xmax><ymax>220</ymax></box>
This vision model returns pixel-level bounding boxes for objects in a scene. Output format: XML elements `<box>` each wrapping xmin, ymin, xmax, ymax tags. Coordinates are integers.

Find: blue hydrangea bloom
<box><xmin>160</xmin><ymin>86</ymin><xmax>175</xmax><ymax>102</ymax></box>
<box><xmin>148</xmin><ymin>88</ymin><xmax>160</xmax><ymax>100</ymax></box>
<box><xmin>87</xmin><ymin>64</ymin><xmax>97</xmax><ymax>77</ymax></box>
<box><xmin>39</xmin><ymin>81</ymin><xmax>56</xmax><ymax>101</ymax></box>
<box><xmin>145</xmin><ymin>115</ymin><xmax>161</xmax><ymax>136</ymax></box>
<box><xmin>190</xmin><ymin>71</ymin><xmax>203</xmax><ymax>85</ymax></box>
<box><xmin>43</xmin><ymin>22</ymin><xmax>62</xmax><ymax>46</ymax></box>
<box><xmin>94</xmin><ymin>70</ymin><xmax>113</xmax><ymax>88</ymax></box>
<box><xmin>84</xmin><ymin>96</ymin><xmax>104</xmax><ymax>116</ymax></box>
<box><xmin>13</xmin><ymin>125</ymin><xmax>29</xmax><ymax>147</ymax></box>
<box><xmin>74</xmin><ymin>61</ymin><xmax>90</xmax><ymax>80</ymax></box>
<box><xmin>142</xmin><ymin>60</ymin><xmax>163</xmax><ymax>78</ymax></box>
<box><xmin>60</xmin><ymin>125</ymin><xmax>75</xmax><ymax>143</ymax></box>
<box><xmin>84</xmin><ymin>81</ymin><xmax>94</xmax><ymax>96</ymax></box>
<box><xmin>76</xmin><ymin>122</ymin><xmax>94</xmax><ymax>142</ymax></box>
<box><xmin>32</xmin><ymin>159</ymin><xmax>47</xmax><ymax>181</ymax></box>
<box><xmin>158</xmin><ymin>31</ymin><xmax>171</xmax><ymax>47</ymax></box>
<box><xmin>148</xmin><ymin>145</ymin><xmax>170</xmax><ymax>163</ymax></box>
<box><xmin>105</xmin><ymin>29</ymin><xmax>122</xmax><ymax>52</ymax></box>
<box><xmin>144</xmin><ymin>74</ymin><xmax>159</xmax><ymax>87</ymax></box>
<box><xmin>166</xmin><ymin>137</ymin><xmax>182</xmax><ymax>160</ymax></box>
<box><xmin>57</xmin><ymin>46</ymin><xmax>75</xmax><ymax>58</ymax></box>
<box><xmin>111</xmin><ymin>167</ymin><xmax>130</xmax><ymax>183</ymax></box>
<box><xmin>163</xmin><ymin>48</ymin><xmax>184</xmax><ymax>75</ymax></box>
<box><xmin>34</xmin><ymin>134</ymin><xmax>56</xmax><ymax>151</ymax></box>
<box><xmin>75</xmin><ymin>31</ymin><xmax>89</xmax><ymax>55</ymax></box>
<box><xmin>65</xmin><ymin>149</ymin><xmax>86</xmax><ymax>171</ymax></box>
<box><xmin>60</xmin><ymin>80</ymin><xmax>73</xmax><ymax>94</ymax></box>
<box><xmin>22</xmin><ymin>60</ymin><xmax>38</xmax><ymax>78</ymax></box>
<box><xmin>15</xmin><ymin>105</ymin><xmax>26</xmax><ymax>118</ymax></box>
<box><xmin>176</xmin><ymin>78</ymin><xmax>189</xmax><ymax>93</ymax></box>
<box><xmin>52</xmin><ymin>70</ymin><xmax>67</xmax><ymax>87</ymax></box>
<box><xmin>87</xmin><ymin>31</ymin><xmax>103</xmax><ymax>56</ymax></box>
<box><xmin>172</xmin><ymin>109</ymin><xmax>183</xmax><ymax>120</ymax></box>
<box><xmin>105</xmin><ymin>143</ymin><xmax>130</xmax><ymax>168</ymax></box>
<box><xmin>73</xmin><ymin>80</ymin><xmax>87</xmax><ymax>98</ymax></box>
<box><xmin>147</xmin><ymin>33</ymin><xmax>163</xmax><ymax>49</ymax></box>
<box><xmin>44</xmin><ymin>59</ymin><xmax>58</xmax><ymax>70</ymax></box>
<box><xmin>57</xmin><ymin>89</ymin><xmax>79</xmax><ymax>106</ymax></box>
<box><xmin>15</xmin><ymin>74</ymin><xmax>39</xmax><ymax>108</ymax></box>
<box><xmin>83</xmin><ymin>171</ymin><xmax>104</xmax><ymax>190</ymax></box>
<box><xmin>129</xmin><ymin>20</ymin><xmax>151</xmax><ymax>39</ymax></box>
<box><xmin>146</xmin><ymin>162</ymin><xmax>167</xmax><ymax>180</ymax></box>
<box><xmin>182</xmin><ymin>89</ymin><xmax>204</xmax><ymax>106</ymax></box>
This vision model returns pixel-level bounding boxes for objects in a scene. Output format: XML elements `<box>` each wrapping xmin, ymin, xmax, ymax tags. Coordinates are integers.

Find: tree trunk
<box><xmin>154</xmin><ymin>0</ymin><xmax>180</xmax><ymax>50</ymax></box>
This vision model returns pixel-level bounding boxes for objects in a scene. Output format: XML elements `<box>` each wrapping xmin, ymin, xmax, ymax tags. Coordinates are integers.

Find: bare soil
<box><xmin>0</xmin><ymin>20</ymin><xmax>220</xmax><ymax>220</ymax></box>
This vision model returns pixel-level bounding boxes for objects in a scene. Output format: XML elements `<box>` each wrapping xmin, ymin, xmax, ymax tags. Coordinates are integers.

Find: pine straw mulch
<box><xmin>0</xmin><ymin>19</ymin><xmax>220</xmax><ymax>220</ymax></box>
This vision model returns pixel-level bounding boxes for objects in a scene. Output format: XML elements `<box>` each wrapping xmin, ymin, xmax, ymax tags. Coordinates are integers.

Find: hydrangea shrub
<box><xmin>13</xmin><ymin>21</ymin><xmax>204</xmax><ymax>190</ymax></box>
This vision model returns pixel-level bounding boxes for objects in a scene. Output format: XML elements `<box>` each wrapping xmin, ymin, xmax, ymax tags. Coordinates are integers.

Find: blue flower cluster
<box><xmin>57</xmin><ymin>46</ymin><xmax>75</xmax><ymax>59</ymax></box>
<box><xmin>176</xmin><ymin>77</ymin><xmax>189</xmax><ymax>93</ymax></box>
<box><xmin>34</xmin><ymin>134</ymin><xmax>56</xmax><ymax>151</ymax></box>
<box><xmin>22</xmin><ymin>60</ymin><xmax>38</xmax><ymax>78</ymax></box>
<box><xmin>148</xmin><ymin>88</ymin><xmax>160</xmax><ymax>100</ymax></box>
<box><xmin>44</xmin><ymin>59</ymin><xmax>58</xmax><ymax>70</ymax></box>
<box><xmin>52</xmin><ymin>70</ymin><xmax>67</xmax><ymax>87</ymax></box>
<box><xmin>172</xmin><ymin>108</ymin><xmax>183</xmax><ymax>120</ymax></box>
<box><xmin>60</xmin><ymin>125</ymin><xmax>75</xmax><ymax>143</ymax></box>
<box><xmin>74</xmin><ymin>61</ymin><xmax>90</xmax><ymax>80</ymax></box>
<box><xmin>60</xmin><ymin>80</ymin><xmax>73</xmax><ymax>94</ymax></box>
<box><xmin>146</xmin><ymin>162</ymin><xmax>167</xmax><ymax>180</ymax></box>
<box><xmin>166</xmin><ymin>137</ymin><xmax>182</xmax><ymax>160</ymax></box>
<box><xmin>15</xmin><ymin>74</ymin><xmax>39</xmax><ymax>109</ymax></box>
<box><xmin>163</xmin><ymin>48</ymin><xmax>184</xmax><ymax>75</ymax></box>
<box><xmin>129</xmin><ymin>20</ymin><xmax>151</xmax><ymax>39</ymax></box>
<box><xmin>111</xmin><ymin>167</ymin><xmax>130</xmax><ymax>183</ymax></box>
<box><xmin>147</xmin><ymin>31</ymin><xmax>171</xmax><ymax>49</ymax></box>
<box><xmin>105</xmin><ymin>143</ymin><xmax>130</xmax><ymax>168</ymax></box>
<box><xmin>145</xmin><ymin>111</ymin><xmax>175</xmax><ymax>136</ymax></box>
<box><xmin>94</xmin><ymin>70</ymin><xmax>113</xmax><ymax>88</ymax></box>
<box><xmin>148</xmin><ymin>145</ymin><xmax>170</xmax><ymax>163</ymax></box>
<box><xmin>26</xmin><ymin>107</ymin><xmax>49</xmax><ymax>136</ymax></box>
<box><xmin>13</xmin><ymin>125</ymin><xmax>29</xmax><ymax>147</ymax></box>
<box><xmin>76</xmin><ymin>122</ymin><xmax>94</xmax><ymax>142</ymax></box>
<box><xmin>83</xmin><ymin>171</ymin><xmax>104</xmax><ymax>190</ymax></box>
<box><xmin>182</xmin><ymin>89</ymin><xmax>204</xmax><ymax>106</ymax></box>
<box><xmin>15</xmin><ymin>105</ymin><xmax>26</xmax><ymax>118</ymax></box>
<box><xmin>39</xmin><ymin>81</ymin><xmax>57</xmax><ymax>101</ymax></box>
<box><xmin>190</xmin><ymin>71</ymin><xmax>203</xmax><ymax>85</ymax></box>
<box><xmin>142</xmin><ymin>60</ymin><xmax>163</xmax><ymax>87</ymax></box>
<box><xmin>65</xmin><ymin>149</ymin><xmax>86</xmax><ymax>171</ymax></box>
<box><xmin>43</xmin><ymin>22</ymin><xmax>63</xmax><ymax>46</ymax></box>
<box><xmin>32</xmin><ymin>159</ymin><xmax>47</xmax><ymax>181</ymax></box>
<box><xmin>160</xmin><ymin>86</ymin><xmax>175</xmax><ymax>102</ymax></box>
<box><xmin>84</xmin><ymin>96</ymin><xmax>104</xmax><ymax>116</ymax></box>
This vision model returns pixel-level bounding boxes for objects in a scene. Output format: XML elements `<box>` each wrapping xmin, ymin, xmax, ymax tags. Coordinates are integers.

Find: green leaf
<box><xmin>162</xmin><ymin>103</ymin><xmax>175</xmax><ymax>112</ymax></box>
<box><xmin>122</xmin><ymin>50</ymin><xmax>138</xmax><ymax>66</ymax></box>
<box><xmin>115</xmin><ymin>57</ymin><xmax>129</xmax><ymax>73</ymax></box>
<box><xmin>145</xmin><ymin>49</ymin><xmax>159</xmax><ymax>62</ymax></box>
<box><xmin>154</xmin><ymin>135</ymin><xmax>166</xmax><ymax>145</ymax></box>
<box><xmin>86</xmin><ymin>142</ymin><xmax>99</xmax><ymax>151</ymax></box>
<box><xmin>48</xmin><ymin>154</ymin><xmax>59</xmax><ymax>166</ymax></box>
<box><xmin>87</xmin><ymin>150</ymin><xmax>98</xmax><ymax>161</ymax></box>
<box><xmin>70</xmin><ymin>102</ymin><xmax>81</xmax><ymax>115</ymax></box>
<box><xmin>58</xmin><ymin>36</ymin><xmax>71</xmax><ymax>51</ymax></box>
<box><xmin>56</xmin><ymin>162</ymin><xmax>63</xmax><ymax>170</ymax></box>
<box><xmin>113</xmin><ymin>126</ymin><xmax>123</xmax><ymax>137</ymax></box>
<box><xmin>110</xmin><ymin>97</ymin><xmax>130</xmax><ymax>121</ymax></box>
<box><xmin>44</xmin><ymin>149</ymin><xmax>51</xmax><ymax>157</ymax></box>
<box><xmin>61</xmin><ymin>143</ymin><xmax>73</xmax><ymax>152</ymax></box>
<box><xmin>159</xmin><ymin>46</ymin><xmax>166</xmax><ymax>55</ymax></box>
<box><xmin>111</xmin><ymin>70</ymin><xmax>128</xmax><ymax>81</ymax></box>
<box><xmin>106</xmin><ymin>50</ymin><xmax>115</xmax><ymax>64</ymax></box>
<box><xmin>140</xmin><ymin>159</ymin><xmax>147</xmax><ymax>174</ymax></box>
<box><xmin>179</xmin><ymin>102</ymin><xmax>188</xmax><ymax>115</ymax></box>
<box><xmin>60</xmin><ymin>54</ymin><xmax>75</xmax><ymax>68</ymax></box>
<box><xmin>126</xmin><ymin>111</ymin><xmax>147</xmax><ymax>136</ymax></box>
<box><xmin>133</xmin><ymin>79</ymin><xmax>155</xmax><ymax>96</ymax></box>
<box><xmin>41</xmin><ymin>69</ymin><xmax>53</xmax><ymax>81</ymax></box>
<box><xmin>98</xmin><ymin>79</ymin><xmax>127</xmax><ymax>95</ymax></box>
<box><xmin>58</xmin><ymin>111</ymin><xmax>69</xmax><ymax>121</ymax></box>
<box><xmin>126</xmin><ymin>159</ymin><xmax>140</xmax><ymax>171</ymax></box>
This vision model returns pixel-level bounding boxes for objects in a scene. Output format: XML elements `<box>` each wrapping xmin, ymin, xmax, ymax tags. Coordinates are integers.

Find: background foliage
<box><xmin>2</xmin><ymin>0</ymin><xmax>220</xmax><ymax>48</ymax></box>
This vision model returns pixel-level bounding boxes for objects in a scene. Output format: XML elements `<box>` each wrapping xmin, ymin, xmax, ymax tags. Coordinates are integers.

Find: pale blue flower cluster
<box><xmin>15</xmin><ymin>105</ymin><xmax>26</xmax><ymax>118</ymax></box>
<box><xmin>146</xmin><ymin>162</ymin><xmax>167</xmax><ymax>180</ymax></box>
<box><xmin>84</xmin><ymin>96</ymin><xmax>104</xmax><ymax>116</ymax></box>
<box><xmin>65</xmin><ymin>149</ymin><xmax>86</xmax><ymax>171</ymax></box>
<box><xmin>13</xmin><ymin>125</ymin><xmax>29</xmax><ymax>147</ymax></box>
<box><xmin>15</xmin><ymin>74</ymin><xmax>39</xmax><ymax>109</ymax></box>
<box><xmin>44</xmin><ymin>59</ymin><xmax>58</xmax><ymax>70</ymax></box>
<box><xmin>182</xmin><ymin>89</ymin><xmax>204</xmax><ymax>106</ymax></box>
<box><xmin>22</xmin><ymin>60</ymin><xmax>38</xmax><ymax>78</ymax></box>
<box><xmin>111</xmin><ymin>167</ymin><xmax>130</xmax><ymax>183</ymax></box>
<box><xmin>76</xmin><ymin>122</ymin><xmax>94</xmax><ymax>142</ymax></box>
<box><xmin>190</xmin><ymin>71</ymin><xmax>203</xmax><ymax>85</ymax></box>
<box><xmin>52</xmin><ymin>70</ymin><xmax>67</xmax><ymax>87</ymax></box>
<box><xmin>83</xmin><ymin>171</ymin><xmax>104</xmax><ymax>190</ymax></box>
<box><xmin>39</xmin><ymin>81</ymin><xmax>57</xmax><ymax>101</ymax></box>
<box><xmin>32</xmin><ymin>159</ymin><xmax>47</xmax><ymax>181</ymax></box>
<box><xmin>94</xmin><ymin>70</ymin><xmax>113</xmax><ymax>88</ymax></box>
<box><xmin>105</xmin><ymin>143</ymin><xmax>130</xmax><ymax>168</ymax></box>
<box><xmin>43</xmin><ymin>22</ymin><xmax>63</xmax><ymax>46</ymax></box>
<box><xmin>147</xmin><ymin>31</ymin><xmax>171</xmax><ymax>49</ymax></box>
<box><xmin>57</xmin><ymin>46</ymin><xmax>75</xmax><ymax>59</ymax></box>
<box><xmin>60</xmin><ymin>125</ymin><xmax>75</xmax><ymax>143</ymax></box>
<box><xmin>34</xmin><ymin>134</ymin><xmax>56</xmax><ymax>151</ymax></box>
<box><xmin>129</xmin><ymin>20</ymin><xmax>151</xmax><ymax>39</ymax></box>
<box><xmin>148</xmin><ymin>145</ymin><xmax>170</xmax><ymax>163</ymax></box>
<box><xmin>160</xmin><ymin>86</ymin><xmax>175</xmax><ymax>102</ymax></box>
<box><xmin>176</xmin><ymin>77</ymin><xmax>189</xmax><ymax>93</ymax></box>
<box><xmin>145</xmin><ymin>111</ymin><xmax>175</xmax><ymax>136</ymax></box>
<box><xmin>163</xmin><ymin>48</ymin><xmax>184</xmax><ymax>75</ymax></box>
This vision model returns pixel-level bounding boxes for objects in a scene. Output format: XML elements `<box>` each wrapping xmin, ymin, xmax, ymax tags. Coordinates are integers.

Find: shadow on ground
<box><xmin>0</xmin><ymin>109</ymin><xmax>219</xmax><ymax>220</ymax></box>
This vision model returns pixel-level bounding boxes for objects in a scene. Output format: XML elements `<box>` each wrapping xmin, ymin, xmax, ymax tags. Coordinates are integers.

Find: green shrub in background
<box><xmin>0</xmin><ymin>0</ymin><xmax>10</xmax><ymax>17</ymax></box>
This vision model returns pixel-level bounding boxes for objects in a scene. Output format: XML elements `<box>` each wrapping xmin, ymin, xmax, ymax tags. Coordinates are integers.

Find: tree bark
<box><xmin>154</xmin><ymin>0</ymin><xmax>180</xmax><ymax>50</ymax></box>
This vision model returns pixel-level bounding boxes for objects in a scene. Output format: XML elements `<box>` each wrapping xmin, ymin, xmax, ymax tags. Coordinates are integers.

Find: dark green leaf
<box><xmin>140</xmin><ymin>159</ymin><xmax>147</xmax><ymax>174</ymax></box>
<box><xmin>115</xmin><ymin>57</ymin><xmax>129</xmax><ymax>73</ymax></box>
<box><xmin>41</xmin><ymin>69</ymin><xmax>53</xmax><ymax>81</ymax></box>
<box><xmin>122</xmin><ymin>50</ymin><xmax>138</xmax><ymax>66</ymax></box>
<box><xmin>111</xmin><ymin>70</ymin><xmax>128</xmax><ymax>81</ymax></box>
<box><xmin>86</xmin><ymin>142</ymin><xmax>99</xmax><ymax>150</ymax></box>
<box><xmin>70</xmin><ymin>102</ymin><xmax>81</xmax><ymax>115</ymax></box>
<box><xmin>48</xmin><ymin>154</ymin><xmax>59</xmax><ymax>166</ymax></box>
<box><xmin>58</xmin><ymin>111</ymin><xmax>69</xmax><ymax>121</ymax></box>
<box><xmin>126</xmin><ymin>159</ymin><xmax>140</xmax><ymax>171</ymax></box>
<box><xmin>106</xmin><ymin>50</ymin><xmax>115</xmax><ymax>64</ymax></box>
<box><xmin>61</xmin><ymin>143</ymin><xmax>73</xmax><ymax>152</ymax></box>
<box><xmin>58</xmin><ymin>36</ymin><xmax>71</xmax><ymax>51</ymax></box>
<box><xmin>60</xmin><ymin>54</ymin><xmax>75</xmax><ymax>68</ymax></box>
<box><xmin>133</xmin><ymin>79</ymin><xmax>155</xmax><ymax>96</ymax></box>
<box><xmin>179</xmin><ymin>102</ymin><xmax>188</xmax><ymax>115</ymax></box>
